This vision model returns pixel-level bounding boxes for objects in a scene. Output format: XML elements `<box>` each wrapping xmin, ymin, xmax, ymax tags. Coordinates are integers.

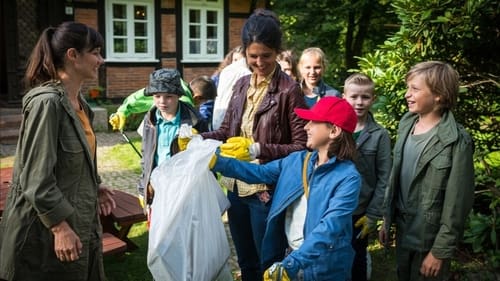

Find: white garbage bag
<box><xmin>147</xmin><ymin>136</ymin><xmax>232</xmax><ymax>281</ymax></box>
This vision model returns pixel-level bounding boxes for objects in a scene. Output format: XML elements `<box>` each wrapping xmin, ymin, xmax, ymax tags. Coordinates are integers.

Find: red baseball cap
<box><xmin>294</xmin><ymin>97</ymin><xmax>357</xmax><ymax>133</ymax></box>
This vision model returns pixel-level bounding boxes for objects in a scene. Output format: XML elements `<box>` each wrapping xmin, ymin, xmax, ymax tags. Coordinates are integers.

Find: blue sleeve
<box><xmin>212</xmin><ymin>155</ymin><xmax>282</xmax><ymax>185</ymax></box>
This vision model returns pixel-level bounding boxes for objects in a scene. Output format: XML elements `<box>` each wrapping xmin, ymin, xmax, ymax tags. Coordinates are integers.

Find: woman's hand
<box><xmin>98</xmin><ymin>185</ymin><xmax>116</xmax><ymax>216</ymax></box>
<box><xmin>51</xmin><ymin>221</ymin><xmax>83</xmax><ymax>262</ymax></box>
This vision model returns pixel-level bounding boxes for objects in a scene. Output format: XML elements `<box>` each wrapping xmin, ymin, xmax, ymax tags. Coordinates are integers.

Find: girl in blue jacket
<box><xmin>212</xmin><ymin>96</ymin><xmax>361</xmax><ymax>281</ymax></box>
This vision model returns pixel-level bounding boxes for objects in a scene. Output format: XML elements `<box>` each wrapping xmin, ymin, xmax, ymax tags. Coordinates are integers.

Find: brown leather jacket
<box><xmin>202</xmin><ymin>67</ymin><xmax>308</xmax><ymax>163</ymax></box>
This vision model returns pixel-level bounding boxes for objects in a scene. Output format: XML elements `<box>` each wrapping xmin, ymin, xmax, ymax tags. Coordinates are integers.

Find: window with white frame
<box><xmin>182</xmin><ymin>0</ymin><xmax>224</xmax><ymax>62</ymax></box>
<box><xmin>105</xmin><ymin>0</ymin><xmax>155</xmax><ymax>61</ymax></box>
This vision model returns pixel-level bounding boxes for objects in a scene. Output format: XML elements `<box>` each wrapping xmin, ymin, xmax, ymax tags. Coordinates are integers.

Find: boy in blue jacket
<box><xmin>211</xmin><ymin>96</ymin><xmax>361</xmax><ymax>281</ymax></box>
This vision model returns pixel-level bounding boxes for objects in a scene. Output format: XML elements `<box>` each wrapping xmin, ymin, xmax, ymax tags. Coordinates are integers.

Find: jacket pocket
<box><xmin>422</xmin><ymin>154</ymin><xmax>451</xmax><ymax>209</ymax></box>
<box><xmin>422</xmin><ymin>210</ymin><xmax>442</xmax><ymax>249</ymax></box>
<box><xmin>428</xmin><ymin>154</ymin><xmax>452</xmax><ymax>190</ymax></box>
<box><xmin>56</xmin><ymin>137</ymin><xmax>84</xmax><ymax>192</ymax></box>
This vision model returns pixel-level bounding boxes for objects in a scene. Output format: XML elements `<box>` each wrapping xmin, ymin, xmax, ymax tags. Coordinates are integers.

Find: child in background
<box><xmin>277</xmin><ymin>49</ymin><xmax>299</xmax><ymax>81</ymax></box>
<box><xmin>211</xmin><ymin>46</ymin><xmax>245</xmax><ymax>88</ymax></box>
<box><xmin>212</xmin><ymin>45</ymin><xmax>250</xmax><ymax>130</ymax></box>
<box><xmin>343</xmin><ymin>73</ymin><xmax>392</xmax><ymax>281</ymax></box>
<box><xmin>189</xmin><ymin>75</ymin><xmax>217</xmax><ymax>131</ymax></box>
<box><xmin>298</xmin><ymin>47</ymin><xmax>341</xmax><ymax>108</ymax></box>
<box><xmin>379</xmin><ymin>61</ymin><xmax>475</xmax><ymax>281</ymax></box>
<box><xmin>211</xmin><ymin>96</ymin><xmax>361</xmax><ymax>281</ymax></box>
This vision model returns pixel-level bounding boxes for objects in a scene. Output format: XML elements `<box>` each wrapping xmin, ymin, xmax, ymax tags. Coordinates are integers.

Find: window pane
<box><xmin>189</xmin><ymin>10</ymin><xmax>200</xmax><ymax>23</ymax></box>
<box><xmin>113</xmin><ymin>4</ymin><xmax>126</xmax><ymax>19</ymax></box>
<box><xmin>207</xmin><ymin>40</ymin><xmax>217</xmax><ymax>54</ymax></box>
<box><xmin>207</xmin><ymin>11</ymin><xmax>217</xmax><ymax>24</ymax></box>
<box><xmin>113</xmin><ymin>21</ymin><xmax>127</xmax><ymax>36</ymax></box>
<box><xmin>135</xmin><ymin>22</ymin><xmax>147</xmax><ymax>36</ymax></box>
<box><xmin>114</xmin><ymin>38</ymin><xmax>127</xmax><ymax>52</ymax></box>
<box><xmin>207</xmin><ymin>26</ymin><xmax>217</xmax><ymax>39</ymax></box>
<box><xmin>189</xmin><ymin>40</ymin><xmax>201</xmax><ymax>54</ymax></box>
<box><xmin>134</xmin><ymin>5</ymin><xmax>147</xmax><ymax>20</ymax></box>
<box><xmin>189</xmin><ymin>25</ymin><xmax>200</xmax><ymax>38</ymax></box>
<box><xmin>135</xmin><ymin>39</ymin><xmax>147</xmax><ymax>53</ymax></box>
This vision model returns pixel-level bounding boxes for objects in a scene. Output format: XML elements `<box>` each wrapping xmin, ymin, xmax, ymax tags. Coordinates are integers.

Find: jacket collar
<box><xmin>147</xmin><ymin>101</ymin><xmax>200</xmax><ymax>127</ymax></box>
<box><xmin>399</xmin><ymin>111</ymin><xmax>458</xmax><ymax>177</ymax></box>
<box><xmin>356</xmin><ymin>113</ymin><xmax>378</xmax><ymax>147</ymax></box>
<box><xmin>266</xmin><ymin>63</ymin><xmax>287</xmax><ymax>94</ymax></box>
<box><xmin>400</xmin><ymin>111</ymin><xmax>458</xmax><ymax>147</ymax></box>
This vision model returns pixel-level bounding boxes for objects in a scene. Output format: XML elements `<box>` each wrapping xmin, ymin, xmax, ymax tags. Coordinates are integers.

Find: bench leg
<box><xmin>117</xmin><ymin>224</ymin><xmax>139</xmax><ymax>251</ymax></box>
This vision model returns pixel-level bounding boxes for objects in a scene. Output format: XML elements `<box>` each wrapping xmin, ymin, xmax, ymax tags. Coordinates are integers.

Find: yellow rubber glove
<box><xmin>109</xmin><ymin>112</ymin><xmax>126</xmax><ymax>131</ymax></box>
<box><xmin>177</xmin><ymin>127</ymin><xmax>199</xmax><ymax>151</ymax></box>
<box><xmin>354</xmin><ymin>215</ymin><xmax>377</xmax><ymax>239</ymax></box>
<box><xmin>208</xmin><ymin>154</ymin><xmax>217</xmax><ymax>169</ymax></box>
<box><xmin>220</xmin><ymin>137</ymin><xmax>253</xmax><ymax>161</ymax></box>
<box><xmin>263</xmin><ymin>262</ymin><xmax>290</xmax><ymax>281</ymax></box>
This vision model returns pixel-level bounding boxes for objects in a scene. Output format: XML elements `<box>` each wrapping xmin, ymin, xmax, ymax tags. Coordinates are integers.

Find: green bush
<box><xmin>357</xmin><ymin>0</ymin><xmax>500</xmax><ymax>266</ymax></box>
<box><xmin>463</xmin><ymin>198</ymin><xmax>500</xmax><ymax>269</ymax></box>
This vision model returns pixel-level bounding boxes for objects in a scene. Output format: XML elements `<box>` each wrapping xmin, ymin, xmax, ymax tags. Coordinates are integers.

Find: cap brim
<box><xmin>294</xmin><ymin>108</ymin><xmax>326</xmax><ymax>122</ymax></box>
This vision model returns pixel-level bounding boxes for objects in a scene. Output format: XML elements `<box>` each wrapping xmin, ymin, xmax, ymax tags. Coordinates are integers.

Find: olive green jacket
<box><xmin>383</xmin><ymin>111</ymin><xmax>475</xmax><ymax>259</ymax></box>
<box><xmin>0</xmin><ymin>82</ymin><xmax>104</xmax><ymax>280</ymax></box>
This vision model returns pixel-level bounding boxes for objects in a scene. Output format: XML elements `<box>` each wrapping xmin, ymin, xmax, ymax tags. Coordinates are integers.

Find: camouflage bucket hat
<box><xmin>145</xmin><ymin>68</ymin><xmax>183</xmax><ymax>96</ymax></box>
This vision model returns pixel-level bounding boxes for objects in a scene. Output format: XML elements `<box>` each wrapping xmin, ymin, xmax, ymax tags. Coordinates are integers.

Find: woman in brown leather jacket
<box><xmin>201</xmin><ymin>9</ymin><xmax>308</xmax><ymax>281</ymax></box>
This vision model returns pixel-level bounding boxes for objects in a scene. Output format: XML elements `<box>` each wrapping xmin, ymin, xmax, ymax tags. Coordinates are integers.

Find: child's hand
<box><xmin>420</xmin><ymin>252</ymin><xmax>443</xmax><ymax>277</ymax></box>
<box><xmin>354</xmin><ymin>215</ymin><xmax>377</xmax><ymax>239</ymax></box>
<box><xmin>378</xmin><ymin>218</ymin><xmax>391</xmax><ymax>247</ymax></box>
<box><xmin>263</xmin><ymin>262</ymin><xmax>290</xmax><ymax>281</ymax></box>
<box><xmin>177</xmin><ymin>125</ymin><xmax>198</xmax><ymax>151</ymax></box>
<box><xmin>109</xmin><ymin>112</ymin><xmax>126</xmax><ymax>131</ymax></box>
<box><xmin>208</xmin><ymin>153</ymin><xmax>218</xmax><ymax>169</ymax></box>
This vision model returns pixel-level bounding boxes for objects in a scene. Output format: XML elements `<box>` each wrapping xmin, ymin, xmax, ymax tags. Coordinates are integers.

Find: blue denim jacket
<box><xmin>213</xmin><ymin>150</ymin><xmax>361</xmax><ymax>280</ymax></box>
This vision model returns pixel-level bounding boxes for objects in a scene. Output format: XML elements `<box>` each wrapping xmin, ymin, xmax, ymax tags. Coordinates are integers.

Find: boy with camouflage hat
<box><xmin>138</xmin><ymin>68</ymin><xmax>208</xmax><ymax>207</ymax></box>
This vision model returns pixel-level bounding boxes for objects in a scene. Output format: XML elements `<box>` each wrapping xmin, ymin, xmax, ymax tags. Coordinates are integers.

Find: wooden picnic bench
<box><xmin>100</xmin><ymin>189</ymin><xmax>147</xmax><ymax>251</ymax></box>
<box><xmin>0</xmin><ymin>167</ymin><xmax>139</xmax><ymax>256</ymax></box>
<box><xmin>0</xmin><ymin>167</ymin><xmax>13</xmax><ymax>218</ymax></box>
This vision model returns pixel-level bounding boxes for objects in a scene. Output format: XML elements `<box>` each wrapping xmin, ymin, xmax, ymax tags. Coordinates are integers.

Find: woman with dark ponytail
<box><xmin>0</xmin><ymin>22</ymin><xmax>115</xmax><ymax>281</ymax></box>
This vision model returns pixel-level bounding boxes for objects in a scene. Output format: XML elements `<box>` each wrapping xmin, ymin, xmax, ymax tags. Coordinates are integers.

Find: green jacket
<box><xmin>0</xmin><ymin>82</ymin><xmax>104</xmax><ymax>280</ymax></box>
<box><xmin>383</xmin><ymin>111</ymin><xmax>475</xmax><ymax>259</ymax></box>
<box><xmin>353</xmin><ymin>113</ymin><xmax>392</xmax><ymax>218</ymax></box>
<box><xmin>116</xmin><ymin>79</ymin><xmax>194</xmax><ymax>117</ymax></box>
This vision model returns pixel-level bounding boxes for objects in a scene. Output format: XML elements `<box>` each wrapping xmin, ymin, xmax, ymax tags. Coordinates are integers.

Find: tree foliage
<box><xmin>273</xmin><ymin>0</ymin><xmax>500</xmax><ymax>267</ymax></box>
<box><xmin>271</xmin><ymin>0</ymin><xmax>398</xmax><ymax>86</ymax></box>
<box><xmin>357</xmin><ymin>0</ymin><xmax>499</xmax><ymax>153</ymax></box>
<box><xmin>356</xmin><ymin>0</ymin><xmax>500</xmax><ymax>267</ymax></box>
